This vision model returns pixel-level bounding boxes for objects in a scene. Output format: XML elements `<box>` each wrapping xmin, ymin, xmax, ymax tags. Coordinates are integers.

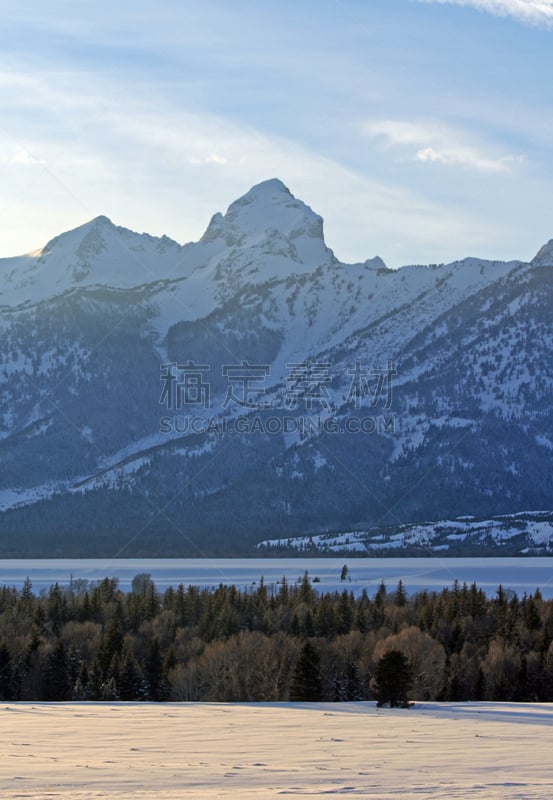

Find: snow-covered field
<box><xmin>3</xmin><ymin>557</ymin><xmax>553</xmax><ymax>597</ymax></box>
<box><xmin>2</xmin><ymin>702</ymin><xmax>553</xmax><ymax>798</ymax></box>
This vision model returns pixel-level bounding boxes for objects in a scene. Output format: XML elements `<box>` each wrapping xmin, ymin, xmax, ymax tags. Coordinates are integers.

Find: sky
<box><xmin>0</xmin><ymin>0</ymin><xmax>552</xmax><ymax>268</ymax></box>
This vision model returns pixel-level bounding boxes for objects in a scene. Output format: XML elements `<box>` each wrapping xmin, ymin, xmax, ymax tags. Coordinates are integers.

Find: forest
<box><xmin>1</xmin><ymin>571</ymin><xmax>553</xmax><ymax>703</ymax></box>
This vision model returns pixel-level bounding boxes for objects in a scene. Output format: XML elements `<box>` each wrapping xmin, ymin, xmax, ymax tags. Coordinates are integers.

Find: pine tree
<box><xmin>290</xmin><ymin>640</ymin><xmax>322</xmax><ymax>701</ymax></box>
<box><xmin>43</xmin><ymin>639</ymin><xmax>71</xmax><ymax>700</ymax></box>
<box><xmin>373</xmin><ymin>650</ymin><xmax>412</xmax><ymax>708</ymax></box>
<box><xmin>20</xmin><ymin>576</ymin><xmax>34</xmax><ymax>606</ymax></box>
<box><xmin>119</xmin><ymin>648</ymin><xmax>146</xmax><ymax>700</ymax></box>
<box><xmin>394</xmin><ymin>580</ymin><xmax>407</xmax><ymax>607</ymax></box>
<box><xmin>144</xmin><ymin>637</ymin><xmax>166</xmax><ymax>700</ymax></box>
<box><xmin>0</xmin><ymin>643</ymin><xmax>12</xmax><ymax>700</ymax></box>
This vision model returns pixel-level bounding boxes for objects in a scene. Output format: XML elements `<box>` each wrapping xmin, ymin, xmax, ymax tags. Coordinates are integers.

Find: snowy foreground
<box><xmin>2</xmin><ymin>702</ymin><xmax>553</xmax><ymax>798</ymax></box>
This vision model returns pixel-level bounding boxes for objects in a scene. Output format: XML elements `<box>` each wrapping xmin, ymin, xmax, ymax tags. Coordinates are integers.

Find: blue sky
<box><xmin>0</xmin><ymin>0</ymin><xmax>552</xmax><ymax>266</ymax></box>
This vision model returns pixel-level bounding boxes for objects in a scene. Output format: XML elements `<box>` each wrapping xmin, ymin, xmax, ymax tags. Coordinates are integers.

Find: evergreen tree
<box><xmin>73</xmin><ymin>662</ymin><xmax>92</xmax><ymax>700</ymax></box>
<box><xmin>43</xmin><ymin>639</ymin><xmax>71</xmax><ymax>700</ymax></box>
<box><xmin>337</xmin><ymin>591</ymin><xmax>353</xmax><ymax>634</ymax></box>
<box><xmin>144</xmin><ymin>637</ymin><xmax>166</xmax><ymax>700</ymax></box>
<box><xmin>290</xmin><ymin>640</ymin><xmax>322</xmax><ymax>701</ymax></box>
<box><xmin>20</xmin><ymin>576</ymin><xmax>34</xmax><ymax>606</ymax></box>
<box><xmin>0</xmin><ymin>643</ymin><xmax>12</xmax><ymax>700</ymax></box>
<box><xmin>394</xmin><ymin>580</ymin><xmax>407</xmax><ymax>607</ymax></box>
<box><xmin>298</xmin><ymin>571</ymin><xmax>315</xmax><ymax>606</ymax></box>
<box><xmin>303</xmin><ymin>610</ymin><xmax>315</xmax><ymax>637</ymax></box>
<box><xmin>119</xmin><ymin>648</ymin><xmax>146</xmax><ymax>700</ymax></box>
<box><xmin>373</xmin><ymin>650</ymin><xmax>412</xmax><ymax>708</ymax></box>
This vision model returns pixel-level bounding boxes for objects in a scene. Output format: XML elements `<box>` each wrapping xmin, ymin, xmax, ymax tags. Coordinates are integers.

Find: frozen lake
<box><xmin>1</xmin><ymin>557</ymin><xmax>553</xmax><ymax>597</ymax></box>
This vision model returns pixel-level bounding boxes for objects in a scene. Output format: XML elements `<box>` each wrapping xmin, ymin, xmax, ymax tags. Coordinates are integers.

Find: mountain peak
<box><xmin>200</xmin><ymin>179</ymin><xmax>332</xmax><ymax>268</ymax></box>
<box><xmin>42</xmin><ymin>215</ymin><xmax>115</xmax><ymax>254</ymax></box>
<box><xmin>531</xmin><ymin>239</ymin><xmax>553</xmax><ymax>267</ymax></box>
<box><xmin>87</xmin><ymin>214</ymin><xmax>113</xmax><ymax>226</ymax></box>
<box><xmin>234</xmin><ymin>177</ymin><xmax>292</xmax><ymax>202</ymax></box>
<box><xmin>225</xmin><ymin>178</ymin><xmax>311</xmax><ymax>223</ymax></box>
<box><xmin>0</xmin><ymin>214</ymin><xmax>185</xmax><ymax>307</ymax></box>
<box><xmin>86</xmin><ymin>214</ymin><xmax>114</xmax><ymax>230</ymax></box>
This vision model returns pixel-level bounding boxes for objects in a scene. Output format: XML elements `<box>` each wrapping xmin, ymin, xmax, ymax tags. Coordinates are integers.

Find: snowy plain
<box><xmin>2</xmin><ymin>557</ymin><xmax>553</xmax><ymax>597</ymax></box>
<box><xmin>2</xmin><ymin>701</ymin><xmax>553</xmax><ymax>798</ymax></box>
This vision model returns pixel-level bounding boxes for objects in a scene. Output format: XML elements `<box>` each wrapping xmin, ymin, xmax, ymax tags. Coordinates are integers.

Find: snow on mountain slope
<box><xmin>531</xmin><ymin>239</ymin><xmax>553</xmax><ymax>267</ymax></box>
<box><xmin>1</xmin><ymin>178</ymin><xmax>553</xmax><ymax>556</ymax></box>
<box><xmin>0</xmin><ymin>217</ymin><xmax>187</xmax><ymax>308</ymax></box>
<box><xmin>0</xmin><ymin>176</ymin><xmax>531</xmax><ymax>352</ymax></box>
<box><xmin>200</xmin><ymin>178</ymin><xmax>333</xmax><ymax>266</ymax></box>
<box><xmin>162</xmin><ymin>178</ymin><xmax>337</xmax><ymax>318</ymax></box>
<box><xmin>252</xmin><ymin>254</ymin><xmax>522</xmax><ymax>395</ymax></box>
<box><xmin>0</xmin><ymin>179</ymin><xmax>335</xmax><ymax>313</ymax></box>
<box><xmin>258</xmin><ymin>511</ymin><xmax>553</xmax><ymax>555</ymax></box>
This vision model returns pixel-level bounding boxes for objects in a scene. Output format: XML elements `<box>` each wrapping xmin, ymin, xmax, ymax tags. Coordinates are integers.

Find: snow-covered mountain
<box><xmin>258</xmin><ymin>511</ymin><xmax>553</xmax><ymax>555</ymax></box>
<box><xmin>0</xmin><ymin>179</ymin><xmax>334</xmax><ymax>313</ymax></box>
<box><xmin>0</xmin><ymin>179</ymin><xmax>552</xmax><ymax>556</ymax></box>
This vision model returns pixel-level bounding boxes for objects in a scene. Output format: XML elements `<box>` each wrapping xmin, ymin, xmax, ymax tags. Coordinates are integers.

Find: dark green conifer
<box><xmin>290</xmin><ymin>640</ymin><xmax>322</xmax><ymax>701</ymax></box>
<box><xmin>373</xmin><ymin>650</ymin><xmax>412</xmax><ymax>708</ymax></box>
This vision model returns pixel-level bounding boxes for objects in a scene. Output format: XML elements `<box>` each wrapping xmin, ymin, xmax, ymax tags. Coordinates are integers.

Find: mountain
<box><xmin>259</xmin><ymin>511</ymin><xmax>553</xmax><ymax>555</ymax></box>
<box><xmin>0</xmin><ymin>178</ymin><xmax>552</xmax><ymax>556</ymax></box>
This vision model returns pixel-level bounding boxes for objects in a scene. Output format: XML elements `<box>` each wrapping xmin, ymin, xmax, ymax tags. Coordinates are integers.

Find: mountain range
<box><xmin>1</xmin><ymin>178</ymin><xmax>552</xmax><ymax>556</ymax></box>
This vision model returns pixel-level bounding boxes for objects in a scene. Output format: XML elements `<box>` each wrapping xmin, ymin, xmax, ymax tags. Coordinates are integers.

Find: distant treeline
<box><xmin>1</xmin><ymin>572</ymin><xmax>553</xmax><ymax>703</ymax></box>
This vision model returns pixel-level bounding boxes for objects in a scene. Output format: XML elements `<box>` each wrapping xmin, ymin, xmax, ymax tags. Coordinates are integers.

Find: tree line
<box><xmin>1</xmin><ymin>571</ymin><xmax>553</xmax><ymax>703</ymax></box>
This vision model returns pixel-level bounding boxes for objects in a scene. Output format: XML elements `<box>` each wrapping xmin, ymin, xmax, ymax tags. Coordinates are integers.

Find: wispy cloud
<box><xmin>364</xmin><ymin>119</ymin><xmax>523</xmax><ymax>173</ymax></box>
<box><xmin>413</xmin><ymin>0</ymin><xmax>553</xmax><ymax>27</ymax></box>
<box><xmin>187</xmin><ymin>154</ymin><xmax>229</xmax><ymax>166</ymax></box>
<box><xmin>2</xmin><ymin>147</ymin><xmax>45</xmax><ymax>166</ymax></box>
<box><xmin>0</xmin><ymin>65</ymin><xmax>500</xmax><ymax>267</ymax></box>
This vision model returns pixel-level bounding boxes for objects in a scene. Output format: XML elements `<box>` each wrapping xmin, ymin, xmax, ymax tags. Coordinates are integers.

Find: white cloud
<box><xmin>187</xmin><ymin>154</ymin><xmax>229</xmax><ymax>166</ymax></box>
<box><xmin>10</xmin><ymin>148</ymin><xmax>44</xmax><ymax>166</ymax></box>
<box><xmin>413</xmin><ymin>0</ymin><xmax>553</xmax><ymax>27</ymax></box>
<box><xmin>0</xmin><ymin>64</ymin><xmax>540</xmax><ymax>268</ymax></box>
<box><xmin>364</xmin><ymin>119</ymin><xmax>523</xmax><ymax>173</ymax></box>
<box><xmin>0</xmin><ymin>146</ymin><xmax>44</xmax><ymax>166</ymax></box>
<box><xmin>0</xmin><ymin>65</ymin><xmax>500</xmax><ymax>267</ymax></box>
